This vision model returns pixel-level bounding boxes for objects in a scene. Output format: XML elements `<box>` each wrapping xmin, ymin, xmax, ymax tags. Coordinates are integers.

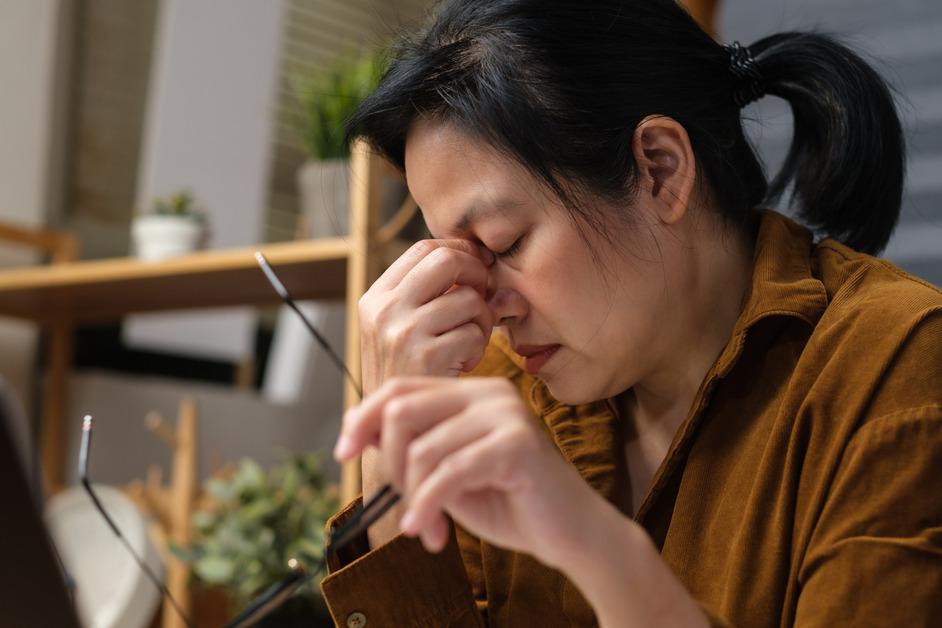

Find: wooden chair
<box><xmin>0</xmin><ymin>221</ymin><xmax>79</xmax><ymax>495</ymax></box>
<box><xmin>0</xmin><ymin>222</ymin><xmax>80</xmax><ymax>265</ymax></box>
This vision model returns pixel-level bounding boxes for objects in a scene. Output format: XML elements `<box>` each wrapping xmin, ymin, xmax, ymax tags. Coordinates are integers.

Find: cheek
<box><xmin>544</xmin><ymin>237</ymin><xmax>664</xmax><ymax>357</ymax></box>
<box><xmin>519</xmin><ymin>232</ymin><xmax>617</xmax><ymax>335</ymax></box>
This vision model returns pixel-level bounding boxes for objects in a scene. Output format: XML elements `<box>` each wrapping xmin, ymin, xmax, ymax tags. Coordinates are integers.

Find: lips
<box><xmin>513</xmin><ymin>344</ymin><xmax>561</xmax><ymax>375</ymax></box>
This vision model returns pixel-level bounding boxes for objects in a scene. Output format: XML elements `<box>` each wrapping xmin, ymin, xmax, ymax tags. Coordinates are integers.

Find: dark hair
<box><xmin>346</xmin><ymin>0</ymin><xmax>905</xmax><ymax>254</ymax></box>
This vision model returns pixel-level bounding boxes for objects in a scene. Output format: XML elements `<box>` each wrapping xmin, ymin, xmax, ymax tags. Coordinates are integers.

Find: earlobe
<box><xmin>632</xmin><ymin>116</ymin><xmax>696</xmax><ymax>225</ymax></box>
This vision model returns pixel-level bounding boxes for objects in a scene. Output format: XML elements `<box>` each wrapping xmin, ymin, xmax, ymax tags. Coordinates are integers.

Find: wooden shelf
<box><xmin>1</xmin><ymin>139</ymin><xmax>400</xmax><ymax>495</ymax></box>
<box><xmin>0</xmin><ymin>238</ymin><xmax>351</xmax><ymax>324</ymax></box>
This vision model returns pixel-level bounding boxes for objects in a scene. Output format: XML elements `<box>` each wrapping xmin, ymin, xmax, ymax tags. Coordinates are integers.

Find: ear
<box><xmin>631</xmin><ymin>116</ymin><xmax>696</xmax><ymax>225</ymax></box>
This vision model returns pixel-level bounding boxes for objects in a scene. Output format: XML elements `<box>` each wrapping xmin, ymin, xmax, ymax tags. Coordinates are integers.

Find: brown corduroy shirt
<box><xmin>320</xmin><ymin>210</ymin><xmax>942</xmax><ymax>627</ymax></box>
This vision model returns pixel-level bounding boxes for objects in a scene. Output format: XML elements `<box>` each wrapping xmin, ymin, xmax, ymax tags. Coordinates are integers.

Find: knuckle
<box><xmin>410</xmin><ymin>239</ymin><xmax>437</xmax><ymax>259</ymax></box>
<box><xmin>462</xmin><ymin>322</ymin><xmax>485</xmax><ymax>343</ymax></box>
<box><xmin>386</xmin><ymin>377</ymin><xmax>412</xmax><ymax>397</ymax></box>
<box><xmin>383</xmin><ymin>397</ymin><xmax>410</xmax><ymax>426</ymax></box>
<box><xmin>371</xmin><ymin>296</ymin><xmax>396</xmax><ymax>328</ymax></box>
<box><xmin>406</xmin><ymin>440</ymin><xmax>432</xmax><ymax>469</ymax></box>
<box><xmin>443</xmin><ymin>453</ymin><xmax>472</xmax><ymax>479</ymax></box>
<box><xmin>454</xmin><ymin>284</ymin><xmax>478</xmax><ymax>301</ymax></box>
<box><xmin>426</xmin><ymin>246</ymin><xmax>458</xmax><ymax>269</ymax></box>
<box><xmin>385</xmin><ymin>321</ymin><xmax>413</xmax><ymax>352</ymax></box>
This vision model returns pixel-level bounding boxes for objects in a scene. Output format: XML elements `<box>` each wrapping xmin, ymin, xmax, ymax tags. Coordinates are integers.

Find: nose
<box><xmin>487</xmin><ymin>287</ymin><xmax>528</xmax><ymax>326</ymax></box>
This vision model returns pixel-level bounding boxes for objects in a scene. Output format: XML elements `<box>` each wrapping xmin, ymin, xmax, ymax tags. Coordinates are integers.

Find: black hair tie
<box><xmin>725</xmin><ymin>41</ymin><xmax>765</xmax><ymax>108</ymax></box>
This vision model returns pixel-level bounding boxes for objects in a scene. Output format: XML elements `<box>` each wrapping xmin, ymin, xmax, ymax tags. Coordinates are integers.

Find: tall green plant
<box><xmin>173</xmin><ymin>453</ymin><xmax>339</xmax><ymax>610</ymax></box>
<box><xmin>296</xmin><ymin>51</ymin><xmax>385</xmax><ymax>160</ymax></box>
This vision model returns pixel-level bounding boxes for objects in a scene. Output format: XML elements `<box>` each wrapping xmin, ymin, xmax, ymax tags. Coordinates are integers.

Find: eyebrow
<box><xmin>451</xmin><ymin>197</ymin><xmax>521</xmax><ymax>236</ymax></box>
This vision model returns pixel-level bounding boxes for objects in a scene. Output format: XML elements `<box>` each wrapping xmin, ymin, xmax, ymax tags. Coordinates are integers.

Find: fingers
<box><xmin>427</xmin><ymin>322</ymin><xmax>490</xmax><ymax>374</ymax></box>
<box><xmin>335</xmin><ymin>377</ymin><xmax>540</xmax><ymax>555</ymax></box>
<box><xmin>398</xmin><ymin>247</ymin><xmax>491</xmax><ymax>306</ymax></box>
<box><xmin>373</xmin><ymin>239</ymin><xmax>493</xmax><ymax>294</ymax></box>
<box><xmin>379</xmin><ymin>388</ymin><xmax>479</xmax><ymax>490</ymax></box>
<box><xmin>357</xmin><ymin>239</ymin><xmax>496</xmax><ymax>389</ymax></box>
<box><xmin>401</xmin><ymin>430</ymin><xmax>512</xmax><ymax>541</ymax></box>
<box><xmin>334</xmin><ymin>377</ymin><xmax>445</xmax><ymax>460</ymax></box>
<box><xmin>401</xmin><ymin>408</ymin><xmax>492</xmax><ymax>500</ymax></box>
<box><xmin>417</xmin><ymin>285</ymin><xmax>495</xmax><ymax>340</ymax></box>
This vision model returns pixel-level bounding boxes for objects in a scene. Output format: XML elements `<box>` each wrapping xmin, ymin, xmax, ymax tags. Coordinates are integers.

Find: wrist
<box><xmin>556</xmin><ymin>498</ymin><xmax>709</xmax><ymax>628</ymax></box>
<box><xmin>553</xmin><ymin>492</ymin><xmax>634</xmax><ymax>592</ymax></box>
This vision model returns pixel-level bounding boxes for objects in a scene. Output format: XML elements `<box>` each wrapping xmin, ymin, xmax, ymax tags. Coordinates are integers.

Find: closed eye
<box><xmin>496</xmin><ymin>235</ymin><xmax>524</xmax><ymax>259</ymax></box>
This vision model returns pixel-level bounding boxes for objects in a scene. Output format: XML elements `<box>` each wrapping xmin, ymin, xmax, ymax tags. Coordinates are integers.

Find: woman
<box><xmin>320</xmin><ymin>1</ymin><xmax>942</xmax><ymax>626</ymax></box>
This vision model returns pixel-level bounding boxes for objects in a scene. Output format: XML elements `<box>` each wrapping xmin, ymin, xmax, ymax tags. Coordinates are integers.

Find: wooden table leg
<box><xmin>41</xmin><ymin>320</ymin><xmax>73</xmax><ymax>495</ymax></box>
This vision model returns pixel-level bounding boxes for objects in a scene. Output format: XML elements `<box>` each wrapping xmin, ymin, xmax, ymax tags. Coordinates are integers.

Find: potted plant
<box><xmin>174</xmin><ymin>454</ymin><xmax>338</xmax><ymax>626</ymax></box>
<box><xmin>131</xmin><ymin>190</ymin><xmax>208</xmax><ymax>260</ymax></box>
<box><xmin>294</xmin><ymin>50</ymin><xmax>385</xmax><ymax>238</ymax></box>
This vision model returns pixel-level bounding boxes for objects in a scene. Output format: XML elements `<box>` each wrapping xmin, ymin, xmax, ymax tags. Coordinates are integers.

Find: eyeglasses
<box><xmin>77</xmin><ymin>252</ymin><xmax>400</xmax><ymax>627</ymax></box>
<box><xmin>79</xmin><ymin>415</ymin><xmax>197</xmax><ymax>628</ymax></box>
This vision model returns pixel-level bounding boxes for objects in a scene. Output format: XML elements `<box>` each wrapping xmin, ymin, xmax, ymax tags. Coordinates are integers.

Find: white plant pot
<box><xmin>297</xmin><ymin>159</ymin><xmax>350</xmax><ymax>238</ymax></box>
<box><xmin>131</xmin><ymin>214</ymin><xmax>205</xmax><ymax>261</ymax></box>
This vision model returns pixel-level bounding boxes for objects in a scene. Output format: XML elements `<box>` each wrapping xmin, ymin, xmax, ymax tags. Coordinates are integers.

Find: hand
<box><xmin>335</xmin><ymin>376</ymin><xmax>602</xmax><ymax>571</ymax></box>
<box><xmin>358</xmin><ymin>240</ymin><xmax>496</xmax><ymax>395</ymax></box>
<box><xmin>337</xmin><ymin>377</ymin><xmax>711</xmax><ymax>628</ymax></box>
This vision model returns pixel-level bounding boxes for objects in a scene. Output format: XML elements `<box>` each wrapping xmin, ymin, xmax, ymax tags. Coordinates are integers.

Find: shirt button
<box><xmin>347</xmin><ymin>611</ymin><xmax>367</xmax><ymax>628</ymax></box>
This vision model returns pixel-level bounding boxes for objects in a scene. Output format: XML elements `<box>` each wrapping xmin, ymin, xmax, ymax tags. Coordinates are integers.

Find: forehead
<box><xmin>403</xmin><ymin>119</ymin><xmax>536</xmax><ymax>236</ymax></box>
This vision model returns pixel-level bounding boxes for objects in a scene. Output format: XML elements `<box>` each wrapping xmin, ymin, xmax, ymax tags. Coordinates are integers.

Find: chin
<box><xmin>542</xmin><ymin>373</ymin><xmax>609</xmax><ymax>406</ymax></box>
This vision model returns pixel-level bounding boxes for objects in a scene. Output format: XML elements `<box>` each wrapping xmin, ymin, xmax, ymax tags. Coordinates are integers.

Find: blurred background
<box><xmin>0</xmin><ymin>0</ymin><xmax>430</xmax><ymax>488</ymax></box>
<box><xmin>0</xmin><ymin>0</ymin><xmax>938</xmax><ymax>626</ymax></box>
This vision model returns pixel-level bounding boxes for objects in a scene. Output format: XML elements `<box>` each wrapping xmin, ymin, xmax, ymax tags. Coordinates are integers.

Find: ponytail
<box><xmin>747</xmin><ymin>32</ymin><xmax>905</xmax><ymax>254</ymax></box>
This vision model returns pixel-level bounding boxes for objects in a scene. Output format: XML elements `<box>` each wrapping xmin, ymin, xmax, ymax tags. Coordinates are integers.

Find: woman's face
<box><xmin>404</xmin><ymin>119</ymin><xmax>679</xmax><ymax>405</ymax></box>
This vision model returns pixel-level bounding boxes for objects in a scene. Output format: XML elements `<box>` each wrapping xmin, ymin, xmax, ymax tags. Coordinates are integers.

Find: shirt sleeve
<box><xmin>319</xmin><ymin>497</ymin><xmax>486</xmax><ymax>628</ymax></box>
<box><xmin>794</xmin><ymin>405</ymin><xmax>942</xmax><ymax>626</ymax></box>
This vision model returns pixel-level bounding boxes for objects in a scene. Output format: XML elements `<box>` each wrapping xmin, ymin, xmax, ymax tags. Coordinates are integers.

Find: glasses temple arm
<box><xmin>79</xmin><ymin>415</ymin><xmax>197</xmax><ymax>628</ymax></box>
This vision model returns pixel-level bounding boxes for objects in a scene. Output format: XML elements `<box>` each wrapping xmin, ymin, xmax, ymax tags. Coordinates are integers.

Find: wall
<box><xmin>721</xmin><ymin>0</ymin><xmax>942</xmax><ymax>286</ymax></box>
<box><xmin>122</xmin><ymin>0</ymin><xmax>287</xmax><ymax>362</ymax></box>
<box><xmin>0</xmin><ymin>0</ymin><xmax>72</xmax><ymax>410</ymax></box>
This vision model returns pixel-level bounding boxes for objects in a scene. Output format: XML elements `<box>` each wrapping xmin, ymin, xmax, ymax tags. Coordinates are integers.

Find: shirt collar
<box><xmin>710</xmin><ymin>209</ymin><xmax>828</xmax><ymax>378</ymax></box>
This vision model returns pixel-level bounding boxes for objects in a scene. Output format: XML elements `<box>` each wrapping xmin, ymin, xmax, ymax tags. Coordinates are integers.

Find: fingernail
<box><xmin>334</xmin><ymin>435</ymin><xmax>353</xmax><ymax>460</ymax></box>
<box><xmin>400</xmin><ymin>511</ymin><xmax>417</xmax><ymax>535</ymax></box>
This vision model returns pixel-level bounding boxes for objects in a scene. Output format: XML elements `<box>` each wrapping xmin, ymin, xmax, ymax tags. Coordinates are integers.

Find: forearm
<box><xmin>559</xmin><ymin>498</ymin><xmax>709</xmax><ymax>628</ymax></box>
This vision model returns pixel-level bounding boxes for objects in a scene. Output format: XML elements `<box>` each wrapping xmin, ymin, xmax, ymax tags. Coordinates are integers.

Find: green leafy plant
<box><xmin>295</xmin><ymin>50</ymin><xmax>385</xmax><ymax>160</ymax></box>
<box><xmin>173</xmin><ymin>454</ymin><xmax>339</xmax><ymax>612</ymax></box>
<box><xmin>147</xmin><ymin>190</ymin><xmax>206</xmax><ymax>222</ymax></box>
